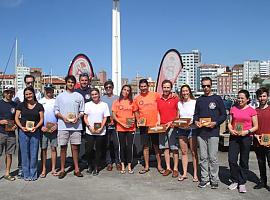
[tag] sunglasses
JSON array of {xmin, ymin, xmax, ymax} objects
[
  {"xmin": 202, "ymin": 85, "xmax": 211, "ymax": 88},
  {"xmin": 26, "ymin": 81, "xmax": 33, "ymax": 84}
]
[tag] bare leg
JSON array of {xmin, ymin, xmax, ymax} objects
[
  {"xmin": 60, "ymin": 145, "xmax": 67, "ymax": 173},
  {"xmin": 164, "ymin": 148, "xmax": 171, "ymax": 170},
  {"xmin": 172, "ymin": 149, "xmax": 179, "ymax": 171},
  {"xmin": 5, "ymin": 154, "xmax": 12, "ymax": 176},
  {"xmin": 143, "ymin": 146, "xmax": 150, "ymax": 170},
  {"xmin": 153, "ymin": 144, "xmax": 163, "ymax": 171},
  {"xmin": 179, "ymin": 137, "xmax": 189, "ymax": 177},
  {"xmin": 189, "ymin": 137, "xmax": 198, "ymax": 180},
  {"xmin": 51, "ymin": 147, "xmax": 57, "ymax": 174},
  {"xmin": 127, "ymin": 163, "xmax": 132, "ymax": 171},
  {"xmin": 71, "ymin": 144, "xmax": 80, "ymax": 173},
  {"xmin": 41, "ymin": 149, "xmax": 47, "ymax": 176}
]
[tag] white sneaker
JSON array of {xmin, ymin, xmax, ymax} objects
[
  {"xmin": 239, "ymin": 184, "xmax": 247, "ymax": 193},
  {"xmin": 228, "ymin": 182, "xmax": 238, "ymax": 190}
]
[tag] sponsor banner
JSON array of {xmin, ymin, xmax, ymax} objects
[
  {"xmin": 156, "ymin": 49, "xmax": 183, "ymax": 93},
  {"xmin": 68, "ymin": 54, "xmax": 94, "ymax": 88}
]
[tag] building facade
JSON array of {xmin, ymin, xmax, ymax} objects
[
  {"xmin": 30, "ymin": 68, "xmax": 43, "ymax": 92},
  {"xmin": 232, "ymin": 64, "xmax": 244, "ymax": 95},
  {"xmin": 198, "ymin": 64, "xmax": 226, "ymax": 94},
  {"xmin": 16, "ymin": 66, "xmax": 30, "ymax": 91},
  {"xmin": 98, "ymin": 70, "xmax": 107, "ymax": 85},
  {"xmin": 175, "ymin": 49, "xmax": 201, "ymax": 92},
  {"xmin": 217, "ymin": 72, "xmax": 232, "ymax": 95},
  {"xmin": 0, "ymin": 73, "xmax": 16, "ymax": 94},
  {"xmin": 243, "ymin": 60, "xmax": 260, "ymax": 94}
]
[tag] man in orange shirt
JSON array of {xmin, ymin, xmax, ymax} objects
[{"xmin": 134, "ymin": 79, "xmax": 164, "ymax": 174}]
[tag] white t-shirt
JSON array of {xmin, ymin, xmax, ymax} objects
[
  {"xmin": 84, "ymin": 101, "xmax": 110, "ymax": 136},
  {"xmin": 178, "ymin": 99, "xmax": 196, "ymax": 122},
  {"xmin": 39, "ymin": 97, "xmax": 57, "ymax": 125},
  {"xmin": 14, "ymin": 89, "xmax": 42, "ymax": 102}
]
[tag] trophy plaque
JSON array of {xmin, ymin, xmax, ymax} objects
[
  {"xmin": 126, "ymin": 118, "xmax": 135, "ymax": 127},
  {"xmin": 261, "ymin": 134, "xmax": 270, "ymax": 146},
  {"xmin": 5, "ymin": 120, "xmax": 15, "ymax": 132},
  {"xmin": 26, "ymin": 121, "xmax": 35, "ymax": 131},
  {"xmin": 94, "ymin": 123, "xmax": 102, "ymax": 131},
  {"xmin": 148, "ymin": 125, "xmax": 167, "ymax": 134},
  {"xmin": 46, "ymin": 122, "xmax": 55, "ymax": 132},
  {"xmin": 66, "ymin": 112, "xmax": 76, "ymax": 122},
  {"xmin": 256, "ymin": 134, "xmax": 270, "ymax": 146},
  {"xmin": 137, "ymin": 118, "xmax": 146, "ymax": 127},
  {"xmin": 199, "ymin": 118, "xmax": 211, "ymax": 127},
  {"xmin": 235, "ymin": 122, "xmax": 244, "ymax": 135},
  {"xmin": 172, "ymin": 118, "xmax": 191, "ymax": 128}
]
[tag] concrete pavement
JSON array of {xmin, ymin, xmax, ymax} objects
[{"xmin": 0, "ymin": 147, "xmax": 269, "ymax": 200}]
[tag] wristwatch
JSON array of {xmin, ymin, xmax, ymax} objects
[{"xmin": 248, "ymin": 129, "xmax": 252, "ymax": 134}]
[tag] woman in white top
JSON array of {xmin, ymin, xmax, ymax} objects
[
  {"xmin": 177, "ymin": 84, "xmax": 198, "ymax": 182},
  {"xmin": 84, "ymin": 88, "xmax": 110, "ymax": 176}
]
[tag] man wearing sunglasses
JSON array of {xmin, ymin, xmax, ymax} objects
[
  {"xmin": 194, "ymin": 77, "xmax": 226, "ymax": 189},
  {"xmin": 14, "ymin": 75, "xmax": 42, "ymax": 103},
  {"xmin": 101, "ymin": 80, "xmax": 121, "ymax": 171}
]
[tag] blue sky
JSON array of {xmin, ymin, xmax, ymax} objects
[{"xmin": 1, "ymin": 0, "xmax": 270, "ymax": 81}]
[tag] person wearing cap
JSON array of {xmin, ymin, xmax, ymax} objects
[
  {"xmin": 0, "ymin": 86, "xmax": 17, "ymax": 181},
  {"xmin": 39, "ymin": 83, "xmax": 58, "ymax": 178}
]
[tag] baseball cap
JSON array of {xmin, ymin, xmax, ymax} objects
[
  {"xmin": 3, "ymin": 85, "xmax": 15, "ymax": 92},
  {"xmin": 44, "ymin": 83, "xmax": 55, "ymax": 90}
]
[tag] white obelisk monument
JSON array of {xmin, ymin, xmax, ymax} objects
[{"xmin": 112, "ymin": 0, "xmax": 121, "ymax": 95}]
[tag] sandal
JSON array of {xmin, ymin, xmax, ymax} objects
[
  {"xmin": 4, "ymin": 175, "xmax": 16, "ymax": 181},
  {"xmin": 51, "ymin": 171, "xmax": 58, "ymax": 176},
  {"xmin": 40, "ymin": 173, "xmax": 46, "ymax": 178},
  {"xmin": 157, "ymin": 168, "xmax": 165, "ymax": 175},
  {"xmin": 139, "ymin": 168, "xmax": 150, "ymax": 174},
  {"xmin": 120, "ymin": 170, "xmax": 126, "ymax": 174},
  {"xmin": 192, "ymin": 177, "xmax": 199, "ymax": 182},
  {"xmin": 128, "ymin": 169, "xmax": 134, "ymax": 174},
  {"xmin": 178, "ymin": 176, "xmax": 188, "ymax": 181}
]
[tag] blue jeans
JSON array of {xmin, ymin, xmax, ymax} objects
[{"xmin": 19, "ymin": 129, "xmax": 40, "ymax": 180}]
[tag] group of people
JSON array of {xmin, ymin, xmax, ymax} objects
[{"xmin": 0, "ymin": 74, "xmax": 269, "ymax": 194}]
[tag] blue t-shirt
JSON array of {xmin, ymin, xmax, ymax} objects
[{"xmin": 0, "ymin": 99, "xmax": 17, "ymax": 134}]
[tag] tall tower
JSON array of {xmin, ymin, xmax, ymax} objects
[{"xmin": 112, "ymin": 0, "xmax": 121, "ymax": 95}]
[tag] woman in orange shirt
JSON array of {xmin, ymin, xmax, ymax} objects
[{"xmin": 112, "ymin": 85, "xmax": 138, "ymax": 174}]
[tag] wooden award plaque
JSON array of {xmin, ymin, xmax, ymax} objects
[
  {"xmin": 46, "ymin": 122, "xmax": 55, "ymax": 132},
  {"xmin": 137, "ymin": 118, "xmax": 146, "ymax": 127},
  {"xmin": 126, "ymin": 118, "xmax": 135, "ymax": 127},
  {"xmin": 199, "ymin": 118, "xmax": 211, "ymax": 127},
  {"xmin": 5, "ymin": 120, "xmax": 15, "ymax": 132},
  {"xmin": 66, "ymin": 112, "xmax": 76, "ymax": 122},
  {"xmin": 235, "ymin": 122, "xmax": 244, "ymax": 136},
  {"xmin": 172, "ymin": 118, "xmax": 191, "ymax": 128},
  {"xmin": 26, "ymin": 121, "xmax": 35, "ymax": 131},
  {"xmin": 94, "ymin": 122, "xmax": 102, "ymax": 130},
  {"xmin": 148, "ymin": 125, "xmax": 167, "ymax": 134}
]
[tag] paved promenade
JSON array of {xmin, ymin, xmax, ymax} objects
[{"xmin": 0, "ymin": 147, "xmax": 269, "ymax": 200}]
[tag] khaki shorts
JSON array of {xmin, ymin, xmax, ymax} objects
[
  {"xmin": 0, "ymin": 132, "xmax": 16, "ymax": 156},
  {"xmin": 58, "ymin": 130, "xmax": 81, "ymax": 146}
]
